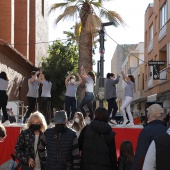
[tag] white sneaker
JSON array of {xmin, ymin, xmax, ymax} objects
[
  {"xmin": 3, "ymin": 120, "xmax": 10, "ymax": 125},
  {"xmin": 122, "ymin": 119, "xmax": 128, "ymax": 125},
  {"xmin": 126, "ymin": 122, "xmax": 134, "ymax": 126},
  {"xmin": 110, "ymin": 119, "xmax": 117, "ymax": 125}
]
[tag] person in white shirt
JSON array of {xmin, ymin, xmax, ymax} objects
[
  {"xmin": 38, "ymin": 70, "xmax": 52, "ymax": 125},
  {"xmin": 80, "ymin": 66, "xmax": 95, "ymax": 120},
  {"xmin": 65, "ymin": 72, "xmax": 82, "ymax": 120},
  {"xmin": 120, "ymin": 70, "xmax": 135, "ymax": 126},
  {"xmin": 0, "ymin": 71, "xmax": 10, "ymax": 125},
  {"xmin": 23, "ymin": 71, "xmax": 39, "ymax": 123}
]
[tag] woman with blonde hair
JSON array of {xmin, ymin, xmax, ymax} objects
[
  {"xmin": 71, "ymin": 112, "xmax": 86, "ymax": 137},
  {"xmin": 15, "ymin": 111, "xmax": 47, "ymax": 170}
]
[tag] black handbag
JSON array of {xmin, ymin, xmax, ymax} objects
[{"xmin": 54, "ymin": 132, "xmax": 73, "ymax": 170}]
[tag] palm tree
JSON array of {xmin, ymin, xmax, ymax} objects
[
  {"xmin": 49, "ymin": 0, "xmax": 124, "ymax": 103},
  {"xmin": 49, "ymin": 0, "xmax": 124, "ymax": 70}
]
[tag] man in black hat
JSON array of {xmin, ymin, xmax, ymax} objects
[{"xmin": 44, "ymin": 110, "xmax": 80, "ymax": 170}]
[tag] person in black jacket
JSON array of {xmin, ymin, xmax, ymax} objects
[
  {"xmin": 15, "ymin": 111, "xmax": 47, "ymax": 170},
  {"xmin": 143, "ymin": 127, "xmax": 170, "ymax": 170},
  {"xmin": 131, "ymin": 104, "xmax": 167, "ymax": 170},
  {"xmin": 44, "ymin": 110, "xmax": 80, "ymax": 170},
  {"xmin": 79, "ymin": 107, "xmax": 117, "ymax": 170}
]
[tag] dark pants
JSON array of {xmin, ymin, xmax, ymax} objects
[
  {"xmin": 107, "ymin": 97, "xmax": 118, "ymax": 120},
  {"xmin": 65, "ymin": 96, "xmax": 77, "ymax": 120},
  {"xmin": 23, "ymin": 97, "xmax": 37, "ymax": 123},
  {"xmin": 79, "ymin": 92, "xmax": 94, "ymax": 120},
  {"xmin": 0, "ymin": 90, "xmax": 8, "ymax": 122},
  {"xmin": 39, "ymin": 97, "xmax": 51, "ymax": 125}
]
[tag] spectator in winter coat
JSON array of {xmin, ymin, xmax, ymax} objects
[
  {"xmin": 131, "ymin": 104, "xmax": 167, "ymax": 170},
  {"xmin": 143, "ymin": 127, "xmax": 170, "ymax": 170},
  {"xmin": 44, "ymin": 110, "xmax": 80, "ymax": 170},
  {"xmin": 79, "ymin": 107, "xmax": 117, "ymax": 170},
  {"xmin": 15, "ymin": 111, "xmax": 47, "ymax": 170}
]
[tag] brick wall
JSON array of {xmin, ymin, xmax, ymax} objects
[{"xmin": 0, "ymin": 0, "xmax": 12, "ymax": 43}]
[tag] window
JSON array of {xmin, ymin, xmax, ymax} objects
[
  {"xmin": 149, "ymin": 60, "xmax": 153, "ymax": 78},
  {"xmin": 145, "ymin": 31, "xmax": 147, "ymax": 47},
  {"xmin": 142, "ymin": 73, "xmax": 144, "ymax": 90},
  {"xmin": 160, "ymin": 2, "xmax": 167, "ymax": 28},
  {"xmin": 42, "ymin": 0, "xmax": 44, "ymax": 17},
  {"xmin": 138, "ymin": 75, "xmax": 140, "ymax": 91},
  {"xmin": 155, "ymin": 16, "xmax": 158, "ymax": 33},
  {"xmin": 150, "ymin": 66, "xmax": 153, "ymax": 77},
  {"xmin": 149, "ymin": 24, "xmax": 153, "ymax": 42},
  {"xmin": 145, "ymin": 65, "xmax": 147, "ymax": 80}
]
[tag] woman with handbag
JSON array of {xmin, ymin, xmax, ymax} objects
[{"xmin": 15, "ymin": 111, "xmax": 47, "ymax": 170}]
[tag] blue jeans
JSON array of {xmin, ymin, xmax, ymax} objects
[
  {"xmin": 65, "ymin": 96, "xmax": 77, "ymax": 120},
  {"xmin": 79, "ymin": 92, "xmax": 94, "ymax": 120}
]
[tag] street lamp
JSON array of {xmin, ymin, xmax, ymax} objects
[{"xmin": 98, "ymin": 22, "xmax": 114, "ymax": 107}]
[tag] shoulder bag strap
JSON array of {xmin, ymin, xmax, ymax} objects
[{"xmin": 53, "ymin": 130, "xmax": 67, "ymax": 166}]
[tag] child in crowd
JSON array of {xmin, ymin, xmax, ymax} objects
[
  {"xmin": 84, "ymin": 109, "xmax": 91, "ymax": 124},
  {"xmin": 71, "ymin": 112, "xmax": 86, "ymax": 138},
  {"xmin": 118, "ymin": 140, "xmax": 134, "ymax": 170}
]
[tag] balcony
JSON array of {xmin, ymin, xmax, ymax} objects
[
  {"xmin": 148, "ymin": 39, "xmax": 153, "ymax": 54},
  {"xmin": 158, "ymin": 24, "xmax": 167, "ymax": 41}
]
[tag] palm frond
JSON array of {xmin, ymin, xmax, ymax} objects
[
  {"xmin": 49, "ymin": 3, "xmax": 68, "ymax": 14},
  {"xmin": 90, "ymin": 2, "xmax": 102, "ymax": 8},
  {"xmin": 55, "ymin": 6, "xmax": 79, "ymax": 24},
  {"xmin": 99, "ymin": 9, "xmax": 125, "ymax": 27},
  {"xmin": 86, "ymin": 14, "xmax": 101, "ymax": 32}
]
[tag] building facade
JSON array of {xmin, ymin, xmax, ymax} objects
[
  {"xmin": 0, "ymin": 0, "xmax": 48, "ymax": 104},
  {"xmin": 144, "ymin": 0, "xmax": 170, "ymax": 112}
]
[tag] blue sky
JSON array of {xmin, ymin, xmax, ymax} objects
[{"xmin": 48, "ymin": 0, "xmax": 154, "ymax": 75}]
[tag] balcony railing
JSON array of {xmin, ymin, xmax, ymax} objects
[
  {"xmin": 148, "ymin": 39, "xmax": 153, "ymax": 53},
  {"xmin": 158, "ymin": 24, "xmax": 167, "ymax": 41}
]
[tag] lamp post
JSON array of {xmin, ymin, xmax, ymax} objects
[{"xmin": 98, "ymin": 22, "xmax": 114, "ymax": 107}]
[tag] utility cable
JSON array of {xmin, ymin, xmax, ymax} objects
[{"xmin": 105, "ymin": 32, "xmax": 170, "ymax": 75}]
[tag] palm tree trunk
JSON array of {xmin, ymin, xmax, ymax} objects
[{"xmin": 77, "ymin": 3, "xmax": 93, "ymax": 109}]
